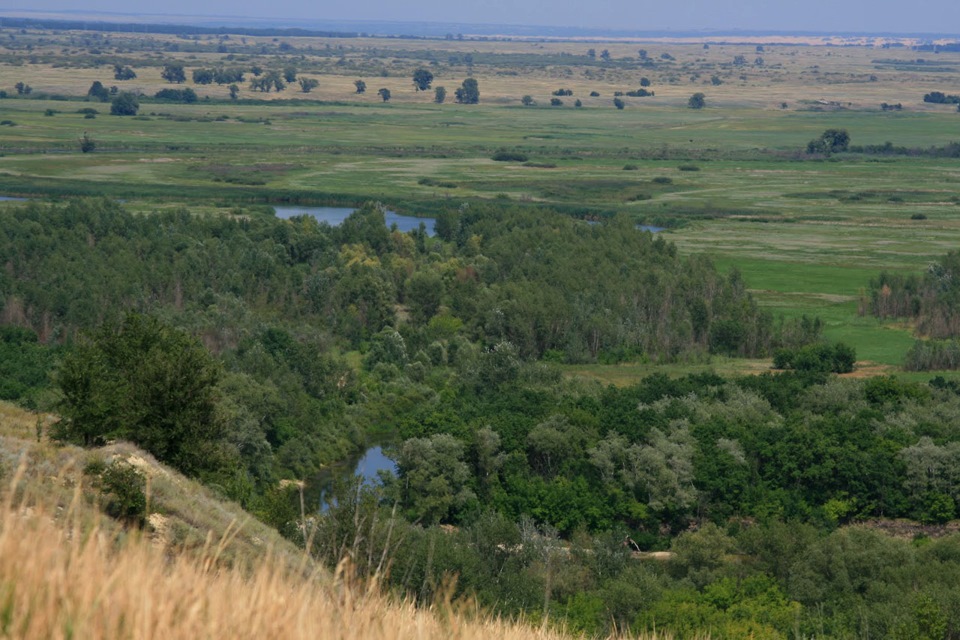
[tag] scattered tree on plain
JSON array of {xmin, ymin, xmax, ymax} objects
[
  {"xmin": 412, "ymin": 68, "xmax": 434, "ymax": 91},
  {"xmin": 161, "ymin": 63, "xmax": 186, "ymax": 83},
  {"xmin": 378, "ymin": 87, "xmax": 391, "ymax": 102},
  {"xmin": 354, "ymin": 79, "xmax": 367, "ymax": 94},
  {"xmin": 434, "ymin": 86, "xmax": 446, "ymax": 103},
  {"xmin": 109, "ymin": 92, "xmax": 139, "ymax": 116},
  {"xmin": 454, "ymin": 78, "xmax": 479, "ymax": 104},
  {"xmin": 113, "ymin": 64, "xmax": 136, "ymax": 80},
  {"xmin": 298, "ymin": 78, "xmax": 319, "ymax": 93},
  {"xmin": 806, "ymin": 128, "xmax": 850, "ymax": 154},
  {"xmin": 688, "ymin": 92, "xmax": 706, "ymax": 109},
  {"xmin": 87, "ymin": 81, "xmax": 110, "ymax": 102}
]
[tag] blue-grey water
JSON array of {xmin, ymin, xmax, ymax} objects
[
  {"xmin": 314, "ymin": 445, "xmax": 398, "ymax": 512},
  {"xmin": 274, "ymin": 206, "xmax": 436, "ymax": 236}
]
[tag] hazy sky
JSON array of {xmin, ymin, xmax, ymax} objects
[{"xmin": 10, "ymin": 0, "xmax": 960, "ymax": 34}]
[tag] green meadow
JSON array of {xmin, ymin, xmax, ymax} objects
[{"xmin": 2, "ymin": 28, "xmax": 960, "ymax": 375}]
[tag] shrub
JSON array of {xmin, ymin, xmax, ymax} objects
[{"xmin": 491, "ymin": 150, "xmax": 528, "ymax": 162}]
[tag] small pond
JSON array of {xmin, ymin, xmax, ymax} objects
[
  {"xmin": 274, "ymin": 206, "xmax": 436, "ymax": 236},
  {"xmin": 312, "ymin": 445, "xmax": 398, "ymax": 512}
]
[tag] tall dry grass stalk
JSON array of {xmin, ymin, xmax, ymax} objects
[{"xmin": 0, "ymin": 460, "xmax": 679, "ymax": 640}]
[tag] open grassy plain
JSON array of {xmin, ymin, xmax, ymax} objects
[{"xmin": 2, "ymin": 25, "xmax": 960, "ymax": 375}]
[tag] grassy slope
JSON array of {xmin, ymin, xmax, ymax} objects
[{"xmin": 0, "ymin": 400, "xmax": 677, "ymax": 640}]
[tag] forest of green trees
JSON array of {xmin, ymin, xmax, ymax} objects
[{"xmin": 5, "ymin": 198, "xmax": 960, "ymax": 637}]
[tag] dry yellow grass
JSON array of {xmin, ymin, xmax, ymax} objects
[
  {"xmin": 0, "ymin": 462, "xmax": 684, "ymax": 640},
  {"xmin": 0, "ymin": 399, "xmax": 681, "ymax": 640}
]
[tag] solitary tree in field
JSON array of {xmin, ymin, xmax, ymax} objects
[
  {"xmin": 354, "ymin": 79, "xmax": 367, "ymax": 94},
  {"xmin": 378, "ymin": 87, "xmax": 391, "ymax": 102},
  {"xmin": 113, "ymin": 64, "xmax": 136, "ymax": 80},
  {"xmin": 455, "ymin": 78, "xmax": 479, "ymax": 104},
  {"xmin": 14, "ymin": 82, "xmax": 31, "ymax": 95},
  {"xmin": 521, "ymin": 95, "xmax": 535, "ymax": 106},
  {"xmin": 298, "ymin": 77, "xmax": 319, "ymax": 93},
  {"xmin": 806, "ymin": 128, "xmax": 850, "ymax": 155},
  {"xmin": 110, "ymin": 92, "xmax": 139, "ymax": 116},
  {"xmin": 640, "ymin": 77, "xmax": 651, "ymax": 87},
  {"xmin": 229, "ymin": 84, "xmax": 239, "ymax": 100},
  {"xmin": 412, "ymin": 68, "xmax": 434, "ymax": 91},
  {"xmin": 434, "ymin": 86, "xmax": 446, "ymax": 104},
  {"xmin": 78, "ymin": 132, "xmax": 95, "ymax": 153},
  {"xmin": 283, "ymin": 66, "xmax": 298, "ymax": 83},
  {"xmin": 161, "ymin": 63, "xmax": 186, "ymax": 83},
  {"xmin": 613, "ymin": 97, "xmax": 625, "ymax": 110},
  {"xmin": 688, "ymin": 92, "xmax": 706, "ymax": 109},
  {"xmin": 87, "ymin": 81, "xmax": 110, "ymax": 102}
]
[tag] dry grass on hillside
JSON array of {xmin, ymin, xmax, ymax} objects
[
  {"xmin": 0, "ymin": 461, "xmax": 686, "ymax": 640},
  {"xmin": 0, "ymin": 399, "xmax": 684, "ymax": 640}
]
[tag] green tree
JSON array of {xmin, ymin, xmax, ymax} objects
[
  {"xmin": 87, "ymin": 80, "xmax": 110, "ymax": 102},
  {"xmin": 161, "ymin": 63, "xmax": 186, "ymax": 83},
  {"xmin": 228, "ymin": 84, "xmax": 239, "ymax": 100},
  {"xmin": 806, "ymin": 128, "xmax": 850, "ymax": 155},
  {"xmin": 113, "ymin": 64, "xmax": 136, "ymax": 80},
  {"xmin": 613, "ymin": 97, "xmax": 625, "ymax": 110},
  {"xmin": 521, "ymin": 95, "xmax": 535, "ymax": 106},
  {"xmin": 78, "ymin": 131, "xmax": 95, "ymax": 153},
  {"xmin": 455, "ymin": 78, "xmax": 480, "ymax": 104},
  {"xmin": 192, "ymin": 68, "xmax": 215, "ymax": 84},
  {"xmin": 54, "ymin": 313, "xmax": 226, "ymax": 476},
  {"xmin": 14, "ymin": 82, "xmax": 31, "ymax": 95},
  {"xmin": 394, "ymin": 433, "xmax": 475, "ymax": 523},
  {"xmin": 412, "ymin": 68, "xmax": 434, "ymax": 91},
  {"xmin": 354, "ymin": 79, "xmax": 367, "ymax": 94},
  {"xmin": 298, "ymin": 77, "xmax": 319, "ymax": 93},
  {"xmin": 688, "ymin": 92, "xmax": 706, "ymax": 109},
  {"xmin": 378, "ymin": 87, "xmax": 391, "ymax": 102},
  {"xmin": 283, "ymin": 66, "xmax": 298, "ymax": 83},
  {"xmin": 434, "ymin": 86, "xmax": 446, "ymax": 103},
  {"xmin": 109, "ymin": 92, "xmax": 139, "ymax": 116}
]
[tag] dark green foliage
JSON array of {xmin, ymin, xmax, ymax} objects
[
  {"xmin": 95, "ymin": 461, "xmax": 147, "ymax": 526},
  {"xmin": 153, "ymin": 88, "xmax": 197, "ymax": 103},
  {"xmin": 549, "ymin": 97, "xmax": 563, "ymax": 106},
  {"xmin": 0, "ymin": 326, "xmax": 58, "ymax": 406},
  {"xmin": 354, "ymin": 79, "xmax": 366, "ymax": 93},
  {"xmin": 298, "ymin": 77, "xmax": 319, "ymax": 93},
  {"xmin": 161, "ymin": 63, "xmax": 186, "ymax": 83},
  {"xmin": 806, "ymin": 128, "xmax": 850, "ymax": 154},
  {"xmin": 613, "ymin": 97, "xmax": 625, "ymax": 110},
  {"xmin": 454, "ymin": 78, "xmax": 479, "ymax": 104},
  {"xmin": 79, "ymin": 132, "xmax": 95, "ymax": 153},
  {"xmin": 773, "ymin": 342, "xmax": 856, "ymax": 373},
  {"xmin": 688, "ymin": 92, "xmax": 706, "ymax": 109},
  {"xmin": 377, "ymin": 87, "xmax": 391, "ymax": 102},
  {"xmin": 491, "ymin": 150, "xmax": 528, "ymax": 162},
  {"xmin": 55, "ymin": 313, "xmax": 226, "ymax": 476},
  {"xmin": 87, "ymin": 81, "xmax": 110, "ymax": 102},
  {"xmin": 412, "ymin": 68, "xmax": 433, "ymax": 91},
  {"xmin": 109, "ymin": 92, "xmax": 139, "ymax": 115},
  {"xmin": 868, "ymin": 249, "xmax": 960, "ymax": 339},
  {"xmin": 113, "ymin": 64, "xmax": 136, "ymax": 80},
  {"xmin": 433, "ymin": 86, "xmax": 446, "ymax": 103},
  {"xmin": 923, "ymin": 91, "xmax": 960, "ymax": 104}
]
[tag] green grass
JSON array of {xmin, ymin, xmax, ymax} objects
[{"xmin": 4, "ymin": 33, "xmax": 960, "ymax": 376}]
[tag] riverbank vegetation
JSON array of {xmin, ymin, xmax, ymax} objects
[{"xmin": 4, "ymin": 20, "xmax": 960, "ymax": 638}]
